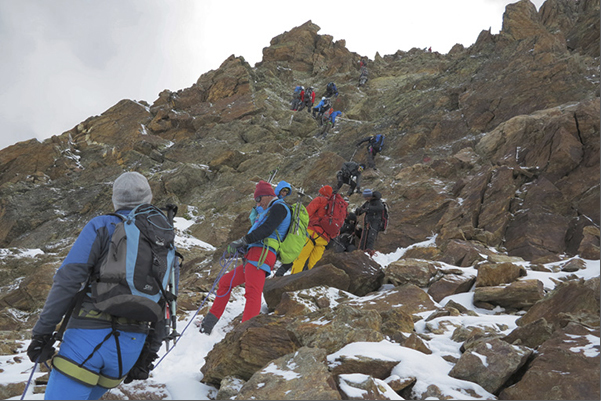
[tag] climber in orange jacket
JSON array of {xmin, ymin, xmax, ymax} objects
[{"xmin": 290, "ymin": 185, "xmax": 336, "ymax": 274}]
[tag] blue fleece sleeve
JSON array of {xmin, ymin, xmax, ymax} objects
[{"xmin": 32, "ymin": 215, "xmax": 118, "ymax": 336}]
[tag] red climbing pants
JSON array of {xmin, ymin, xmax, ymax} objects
[{"xmin": 209, "ymin": 247, "xmax": 276, "ymax": 322}]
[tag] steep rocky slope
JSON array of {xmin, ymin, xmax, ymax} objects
[{"xmin": 0, "ymin": 0, "xmax": 599, "ymax": 399}]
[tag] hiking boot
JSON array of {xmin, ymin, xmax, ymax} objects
[
  {"xmin": 199, "ymin": 312, "xmax": 219, "ymax": 335},
  {"xmin": 274, "ymin": 263, "xmax": 292, "ymax": 277}
]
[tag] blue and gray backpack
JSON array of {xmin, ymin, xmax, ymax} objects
[{"xmin": 91, "ymin": 204, "xmax": 179, "ymax": 322}]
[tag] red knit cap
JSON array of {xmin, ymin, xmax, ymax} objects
[
  {"xmin": 254, "ymin": 180, "xmax": 276, "ymax": 198},
  {"xmin": 319, "ymin": 185, "xmax": 333, "ymax": 197}
]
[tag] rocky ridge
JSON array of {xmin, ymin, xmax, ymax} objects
[{"xmin": 0, "ymin": 0, "xmax": 599, "ymax": 399}]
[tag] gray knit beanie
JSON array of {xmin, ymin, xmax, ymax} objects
[{"xmin": 112, "ymin": 172, "xmax": 153, "ymax": 211}]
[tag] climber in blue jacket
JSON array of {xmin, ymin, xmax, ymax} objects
[{"xmin": 26, "ymin": 172, "xmax": 168, "ymax": 400}]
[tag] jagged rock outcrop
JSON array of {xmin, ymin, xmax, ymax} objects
[
  {"xmin": 516, "ymin": 276, "xmax": 600, "ymax": 329},
  {"xmin": 233, "ymin": 347, "xmax": 341, "ymax": 400},
  {"xmin": 261, "ymin": 21, "xmax": 358, "ymax": 77},
  {"xmin": 200, "ymin": 315, "xmax": 301, "ymax": 386},
  {"xmin": 449, "ymin": 338, "xmax": 532, "ymax": 394},
  {"xmin": 263, "ymin": 264, "xmax": 351, "ymax": 311},
  {"xmin": 499, "ymin": 322, "xmax": 600, "ymax": 400},
  {"xmin": 313, "ymin": 251, "xmax": 385, "ymax": 296}
]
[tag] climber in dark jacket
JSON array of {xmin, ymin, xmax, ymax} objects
[
  {"xmin": 323, "ymin": 82, "xmax": 338, "ymax": 98},
  {"xmin": 356, "ymin": 134, "xmax": 384, "ymax": 169},
  {"xmin": 328, "ymin": 212, "xmax": 361, "ymax": 253},
  {"xmin": 27, "ymin": 172, "xmax": 169, "ymax": 400},
  {"xmin": 355, "ymin": 189, "xmax": 385, "ymax": 256},
  {"xmin": 334, "ymin": 161, "xmax": 365, "ymax": 196}
]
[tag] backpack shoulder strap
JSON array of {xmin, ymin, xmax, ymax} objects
[{"xmin": 106, "ymin": 213, "xmax": 126, "ymax": 221}]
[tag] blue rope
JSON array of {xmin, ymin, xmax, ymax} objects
[{"xmin": 154, "ymin": 250, "xmax": 240, "ymax": 368}]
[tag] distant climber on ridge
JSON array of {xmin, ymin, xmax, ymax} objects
[
  {"xmin": 323, "ymin": 82, "xmax": 338, "ymax": 98},
  {"xmin": 312, "ymin": 97, "xmax": 332, "ymax": 119},
  {"xmin": 359, "ymin": 58, "xmax": 368, "ymax": 86},
  {"xmin": 291, "ymin": 85, "xmax": 304, "ymax": 111},
  {"xmin": 300, "ymin": 86, "xmax": 315, "ymax": 112}
]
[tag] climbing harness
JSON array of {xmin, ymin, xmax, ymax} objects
[{"xmin": 21, "ymin": 250, "xmax": 239, "ymax": 398}]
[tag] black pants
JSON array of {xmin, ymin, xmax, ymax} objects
[
  {"xmin": 330, "ymin": 234, "xmax": 357, "ymax": 253},
  {"xmin": 358, "ymin": 222, "xmax": 380, "ymax": 251},
  {"xmin": 302, "ymin": 101, "xmax": 313, "ymax": 112},
  {"xmin": 336, "ymin": 172, "xmax": 356, "ymax": 196},
  {"xmin": 367, "ymin": 147, "xmax": 377, "ymax": 169},
  {"xmin": 274, "ymin": 259, "xmax": 309, "ymax": 276},
  {"xmin": 274, "ymin": 263, "xmax": 292, "ymax": 277}
]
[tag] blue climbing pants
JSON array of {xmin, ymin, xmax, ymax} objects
[{"xmin": 44, "ymin": 328, "xmax": 147, "ymax": 400}]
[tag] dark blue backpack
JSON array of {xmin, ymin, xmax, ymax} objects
[{"xmin": 373, "ymin": 134, "xmax": 385, "ymax": 152}]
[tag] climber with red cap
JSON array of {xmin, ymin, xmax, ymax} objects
[
  {"xmin": 289, "ymin": 185, "xmax": 347, "ymax": 274},
  {"xmin": 199, "ymin": 180, "xmax": 291, "ymax": 335}
]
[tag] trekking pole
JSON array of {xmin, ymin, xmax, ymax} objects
[
  {"xmin": 20, "ymin": 361, "xmax": 38, "ymax": 400},
  {"xmin": 296, "ymin": 186, "xmax": 313, "ymax": 201},
  {"xmin": 164, "ymin": 204, "xmax": 180, "ymax": 351},
  {"xmin": 20, "ymin": 353, "xmax": 53, "ymax": 400},
  {"xmin": 165, "ymin": 263, "xmax": 180, "ymax": 351},
  {"xmin": 349, "ymin": 147, "xmax": 359, "ymax": 162},
  {"xmin": 153, "ymin": 250, "xmax": 239, "ymax": 368},
  {"xmin": 267, "ymin": 167, "xmax": 279, "ymax": 184},
  {"xmin": 291, "ymin": 188, "xmax": 305, "ymax": 233}
]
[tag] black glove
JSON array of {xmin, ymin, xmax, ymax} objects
[
  {"xmin": 123, "ymin": 350, "xmax": 158, "ymax": 384},
  {"xmin": 27, "ymin": 334, "xmax": 56, "ymax": 363},
  {"xmin": 227, "ymin": 237, "xmax": 248, "ymax": 255}
]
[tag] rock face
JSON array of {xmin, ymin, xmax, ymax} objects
[
  {"xmin": 0, "ymin": 2, "xmax": 598, "ymax": 263},
  {"xmin": 200, "ymin": 315, "xmax": 301, "ymax": 385},
  {"xmin": 473, "ymin": 280, "xmax": 545, "ymax": 310},
  {"xmin": 0, "ymin": 0, "xmax": 599, "ymax": 400},
  {"xmin": 314, "ymin": 251, "xmax": 385, "ymax": 296},
  {"xmin": 263, "ymin": 264, "xmax": 351, "ymax": 311},
  {"xmin": 234, "ymin": 347, "xmax": 341, "ymax": 400},
  {"xmin": 516, "ymin": 277, "xmax": 601, "ymax": 329},
  {"xmin": 449, "ymin": 338, "xmax": 532, "ymax": 394},
  {"xmin": 500, "ymin": 322, "xmax": 600, "ymax": 400}
]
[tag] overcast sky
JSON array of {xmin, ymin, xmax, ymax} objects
[{"xmin": 0, "ymin": 0, "xmax": 545, "ymax": 151}]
